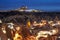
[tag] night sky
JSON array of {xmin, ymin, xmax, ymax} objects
[{"xmin": 0, "ymin": 0, "xmax": 60, "ymax": 12}]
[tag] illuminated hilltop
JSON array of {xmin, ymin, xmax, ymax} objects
[
  {"xmin": 0, "ymin": 6, "xmax": 43, "ymax": 12},
  {"xmin": 16, "ymin": 6, "xmax": 43, "ymax": 12}
]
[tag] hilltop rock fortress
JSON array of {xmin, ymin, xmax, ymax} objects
[{"xmin": 16, "ymin": 6, "xmax": 43, "ymax": 12}]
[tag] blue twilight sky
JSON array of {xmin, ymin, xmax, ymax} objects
[{"xmin": 0, "ymin": 0, "xmax": 60, "ymax": 12}]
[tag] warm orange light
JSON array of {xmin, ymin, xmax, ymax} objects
[
  {"xmin": 27, "ymin": 21, "xmax": 31, "ymax": 28},
  {"xmin": 34, "ymin": 21, "xmax": 37, "ymax": 24},
  {"xmin": 36, "ymin": 31, "xmax": 49, "ymax": 40},
  {"xmin": 39, "ymin": 23, "xmax": 44, "ymax": 26},
  {"xmin": 50, "ymin": 28, "xmax": 58, "ymax": 35},
  {"xmin": 16, "ymin": 27, "xmax": 20, "ymax": 31},
  {"xmin": 13, "ymin": 32, "xmax": 22, "ymax": 40},
  {"xmin": 48, "ymin": 21, "xmax": 53, "ymax": 24},
  {"xmin": 2, "ymin": 28, "xmax": 6, "ymax": 34},
  {"xmin": 36, "ymin": 28, "xmax": 58, "ymax": 40},
  {"xmin": 57, "ymin": 21, "xmax": 60, "ymax": 25}
]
